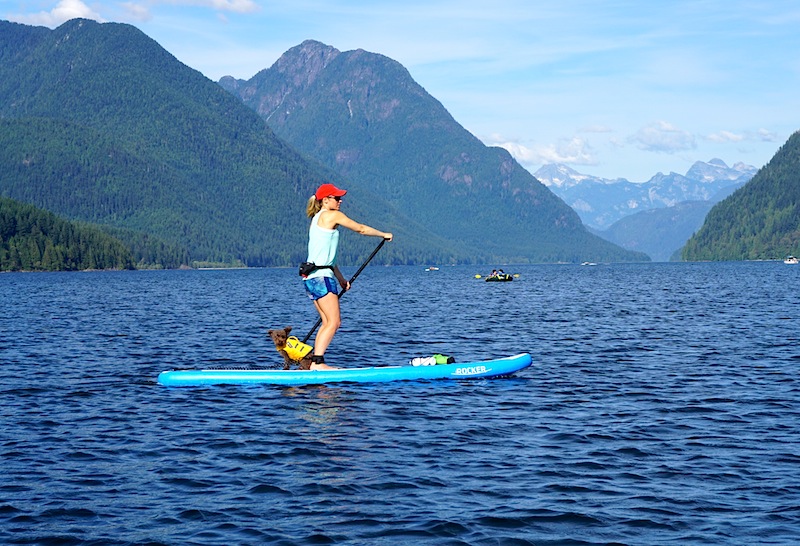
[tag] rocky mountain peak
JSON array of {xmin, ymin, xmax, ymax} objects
[
  {"xmin": 686, "ymin": 158, "xmax": 756, "ymax": 183},
  {"xmin": 273, "ymin": 39, "xmax": 340, "ymax": 88},
  {"xmin": 534, "ymin": 163, "xmax": 595, "ymax": 188}
]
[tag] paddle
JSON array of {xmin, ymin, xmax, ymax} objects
[{"xmin": 302, "ymin": 237, "xmax": 387, "ymax": 343}]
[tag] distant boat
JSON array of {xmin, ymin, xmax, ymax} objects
[
  {"xmin": 484, "ymin": 273, "xmax": 513, "ymax": 282},
  {"xmin": 581, "ymin": 262, "xmax": 598, "ymax": 266},
  {"xmin": 425, "ymin": 266, "xmax": 440, "ymax": 271},
  {"xmin": 784, "ymin": 256, "xmax": 798, "ymax": 265}
]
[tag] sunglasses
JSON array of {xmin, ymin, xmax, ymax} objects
[{"xmin": 326, "ymin": 195, "xmax": 342, "ymax": 202}]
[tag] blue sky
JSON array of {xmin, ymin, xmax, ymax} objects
[{"xmin": 4, "ymin": 0, "xmax": 799, "ymax": 182}]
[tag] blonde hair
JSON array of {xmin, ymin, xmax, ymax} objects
[{"xmin": 306, "ymin": 195, "xmax": 322, "ymax": 218}]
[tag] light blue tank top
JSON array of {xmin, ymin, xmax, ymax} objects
[{"xmin": 306, "ymin": 210, "xmax": 338, "ymax": 280}]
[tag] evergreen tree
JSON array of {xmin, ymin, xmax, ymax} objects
[{"xmin": 0, "ymin": 197, "xmax": 135, "ymax": 271}]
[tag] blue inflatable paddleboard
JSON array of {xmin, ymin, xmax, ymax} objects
[{"xmin": 158, "ymin": 353, "xmax": 532, "ymax": 387}]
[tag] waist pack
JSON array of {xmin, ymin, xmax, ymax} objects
[{"xmin": 299, "ymin": 262, "xmax": 333, "ymax": 278}]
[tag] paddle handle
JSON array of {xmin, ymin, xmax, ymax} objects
[{"xmin": 302, "ymin": 238, "xmax": 387, "ymax": 343}]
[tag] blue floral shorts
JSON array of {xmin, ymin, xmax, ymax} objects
[{"xmin": 304, "ymin": 276, "xmax": 339, "ymax": 300}]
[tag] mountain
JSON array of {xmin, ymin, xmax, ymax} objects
[
  {"xmin": 219, "ymin": 40, "xmax": 646, "ymax": 263},
  {"xmin": 683, "ymin": 131, "xmax": 800, "ymax": 261},
  {"xmin": 0, "ymin": 19, "xmax": 452, "ymax": 267},
  {"xmin": 535, "ymin": 160, "xmax": 757, "ymax": 230},
  {"xmin": 595, "ymin": 201, "xmax": 714, "ymax": 262}
]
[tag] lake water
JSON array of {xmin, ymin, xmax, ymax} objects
[{"xmin": 2, "ymin": 262, "xmax": 799, "ymax": 545}]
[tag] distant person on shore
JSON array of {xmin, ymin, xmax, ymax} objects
[{"xmin": 304, "ymin": 183, "xmax": 392, "ymax": 369}]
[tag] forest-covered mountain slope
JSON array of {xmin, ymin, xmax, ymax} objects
[{"xmin": 683, "ymin": 131, "xmax": 800, "ymax": 261}]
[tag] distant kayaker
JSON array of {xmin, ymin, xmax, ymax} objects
[{"xmin": 304, "ymin": 183, "xmax": 392, "ymax": 369}]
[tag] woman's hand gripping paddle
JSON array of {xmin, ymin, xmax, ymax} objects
[{"xmin": 302, "ymin": 238, "xmax": 387, "ymax": 344}]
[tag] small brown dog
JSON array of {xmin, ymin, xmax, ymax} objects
[{"xmin": 267, "ymin": 326, "xmax": 313, "ymax": 370}]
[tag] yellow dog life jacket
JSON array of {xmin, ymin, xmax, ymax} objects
[{"xmin": 281, "ymin": 336, "xmax": 313, "ymax": 360}]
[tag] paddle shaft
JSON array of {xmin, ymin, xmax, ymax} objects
[{"xmin": 302, "ymin": 238, "xmax": 387, "ymax": 343}]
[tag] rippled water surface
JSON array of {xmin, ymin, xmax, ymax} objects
[{"xmin": 2, "ymin": 262, "xmax": 799, "ymax": 545}]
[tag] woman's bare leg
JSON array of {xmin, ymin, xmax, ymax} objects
[{"xmin": 311, "ymin": 293, "xmax": 340, "ymax": 369}]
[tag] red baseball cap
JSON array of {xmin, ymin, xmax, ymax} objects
[{"xmin": 315, "ymin": 183, "xmax": 347, "ymax": 200}]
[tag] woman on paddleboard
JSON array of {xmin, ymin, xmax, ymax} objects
[{"xmin": 304, "ymin": 183, "xmax": 392, "ymax": 370}]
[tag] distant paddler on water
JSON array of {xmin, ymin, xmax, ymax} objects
[{"xmin": 475, "ymin": 268, "xmax": 518, "ymax": 282}]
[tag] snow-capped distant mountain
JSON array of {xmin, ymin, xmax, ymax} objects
[
  {"xmin": 534, "ymin": 159, "xmax": 757, "ymax": 230},
  {"xmin": 531, "ymin": 163, "xmax": 627, "ymax": 189},
  {"xmin": 685, "ymin": 158, "xmax": 756, "ymax": 183}
]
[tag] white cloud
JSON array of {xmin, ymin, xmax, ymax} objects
[
  {"xmin": 8, "ymin": 0, "xmax": 103, "ymax": 26},
  {"xmin": 536, "ymin": 137, "xmax": 597, "ymax": 165},
  {"xmin": 755, "ymin": 128, "xmax": 779, "ymax": 142},
  {"xmin": 707, "ymin": 130, "xmax": 744, "ymax": 143},
  {"xmin": 493, "ymin": 136, "xmax": 597, "ymax": 167},
  {"xmin": 707, "ymin": 128, "xmax": 780, "ymax": 144},
  {"xmin": 120, "ymin": 2, "xmax": 153, "ymax": 22},
  {"xmin": 630, "ymin": 121, "xmax": 696, "ymax": 153},
  {"xmin": 494, "ymin": 141, "xmax": 537, "ymax": 164}
]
